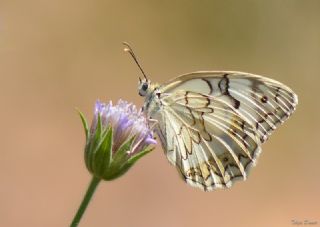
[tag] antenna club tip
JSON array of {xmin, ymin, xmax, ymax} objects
[{"xmin": 122, "ymin": 42, "xmax": 133, "ymax": 52}]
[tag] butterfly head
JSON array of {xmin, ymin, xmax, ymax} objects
[{"xmin": 138, "ymin": 78, "xmax": 152, "ymax": 97}]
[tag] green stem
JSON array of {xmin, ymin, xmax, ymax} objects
[{"xmin": 70, "ymin": 176, "xmax": 101, "ymax": 227}]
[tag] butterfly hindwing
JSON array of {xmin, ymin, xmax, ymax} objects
[{"xmin": 155, "ymin": 91, "xmax": 261, "ymax": 191}]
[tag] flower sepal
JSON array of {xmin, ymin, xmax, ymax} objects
[
  {"xmin": 103, "ymin": 138, "xmax": 154, "ymax": 181},
  {"xmin": 81, "ymin": 113, "xmax": 113, "ymax": 178}
]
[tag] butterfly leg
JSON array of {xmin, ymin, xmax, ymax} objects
[{"xmin": 147, "ymin": 118, "xmax": 159, "ymax": 130}]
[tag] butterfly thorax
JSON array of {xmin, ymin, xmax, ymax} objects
[{"xmin": 138, "ymin": 79, "xmax": 162, "ymax": 118}]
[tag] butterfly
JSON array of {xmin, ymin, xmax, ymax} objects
[{"xmin": 123, "ymin": 43, "xmax": 298, "ymax": 191}]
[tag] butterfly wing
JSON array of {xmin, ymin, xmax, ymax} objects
[
  {"xmin": 150, "ymin": 71, "xmax": 297, "ymax": 191},
  {"xmin": 161, "ymin": 71, "xmax": 298, "ymax": 144},
  {"xmin": 155, "ymin": 91, "xmax": 262, "ymax": 190}
]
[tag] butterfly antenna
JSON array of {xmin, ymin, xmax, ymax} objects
[{"xmin": 123, "ymin": 42, "xmax": 148, "ymax": 81}]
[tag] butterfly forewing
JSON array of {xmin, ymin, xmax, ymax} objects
[
  {"xmin": 146, "ymin": 71, "xmax": 298, "ymax": 191},
  {"xmin": 161, "ymin": 71, "xmax": 298, "ymax": 144}
]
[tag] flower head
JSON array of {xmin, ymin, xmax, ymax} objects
[{"xmin": 79, "ymin": 100, "xmax": 156, "ymax": 181}]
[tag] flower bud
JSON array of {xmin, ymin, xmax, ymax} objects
[{"xmin": 78, "ymin": 100, "xmax": 156, "ymax": 180}]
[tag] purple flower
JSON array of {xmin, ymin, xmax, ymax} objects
[
  {"xmin": 79, "ymin": 100, "xmax": 156, "ymax": 180},
  {"xmin": 91, "ymin": 100, "xmax": 156, "ymax": 154}
]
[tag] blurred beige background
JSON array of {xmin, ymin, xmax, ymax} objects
[{"xmin": 0, "ymin": 1, "xmax": 319, "ymax": 227}]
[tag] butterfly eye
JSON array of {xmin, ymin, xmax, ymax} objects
[
  {"xmin": 139, "ymin": 83, "xmax": 149, "ymax": 97},
  {"xmin": 142, "ymin": 83, "xmax": 148, "ymax": 91}
]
